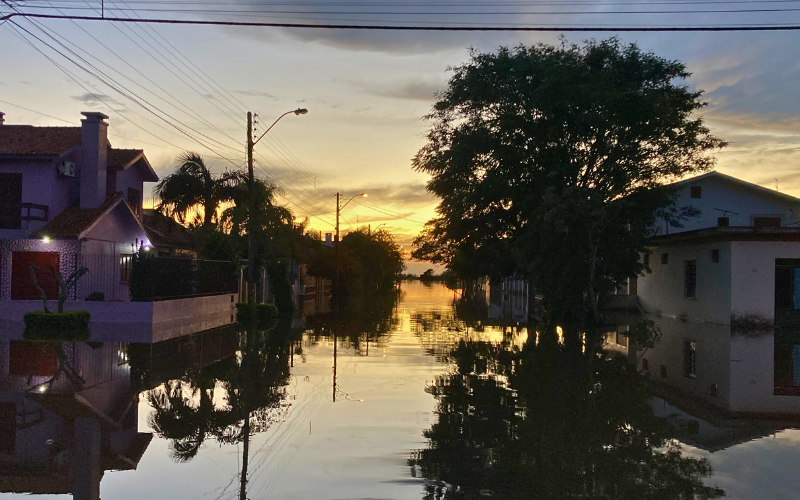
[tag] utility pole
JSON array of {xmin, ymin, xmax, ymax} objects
[
  {"xmin": 247, "ymin": 111, "xmax": 256, "ymax": 304},
  {"xmin": 335, "ymin": 192, "xmax": 340, "ymax": 317}
]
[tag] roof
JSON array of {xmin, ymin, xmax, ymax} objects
[
  {"xmin": 31, "ymin": 193, "xmax": 124, "ymax": 239},
  {"xmin": 142, "ymin": 209, "xmax": 195, "ymax": 250},
  {"xmin": 669, "ymin": 171, "xmax": 800, "ymax": 205},
  {"xmin": 107, "ymin": 148, "xmax": 143, "ymax": 169},
  {"xmin": 0, "ymin": 125, "xmax": 81, "ymax": 155},
  {"xmin": 648, "ymin": 225, "xmax": 800, "ymax": 246}
]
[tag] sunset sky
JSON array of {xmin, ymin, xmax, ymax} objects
[{"xmin": 2, "ymin": 1, "xmax": 800, "ymax": 273}]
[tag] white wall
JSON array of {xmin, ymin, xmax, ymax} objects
[
  {"xmin": 654, "ymin": 174, "xmax": 800, "ymax": 235},
  {"xmin": 638, "ymin": 241, "xmax": 732, "ymax": 324},
  {"xmin": 730, "ymin": 241, "xmax": 800, "ymax": 321},
  {"xmin": 637, "ymin": 315, "xmax": 733, "ymax": 410}
]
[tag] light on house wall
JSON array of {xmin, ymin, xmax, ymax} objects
[{"xmin": 42, "ymin": 236, "xmax": 50, "ymax": 244}]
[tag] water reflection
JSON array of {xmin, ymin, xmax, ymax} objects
[
  {"xmin": 0, "ymin": 340, "xmax": 149, "ymax": 499},
  {"xmin": 410, "ymin": 335, "xmax": 725, "ymax": 499}
]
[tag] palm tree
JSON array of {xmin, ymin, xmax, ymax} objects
[
  {"xmin": 154, "ymin": 152, "xmax": 244, "ymax": 228},
  {"xmin": 220, "ymin": 178, "xmax": 293, "ymax": 237}
]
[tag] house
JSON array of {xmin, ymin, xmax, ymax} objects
[
  {"xmin": 608, "ymin": 171, "xmax": 800, "ymax": 418},
  {"xmin": 0, "ymin": 111, "xmax": 158, "ymax": 302},
  {"xmin": 141, "ymin": 208, "xmax": 196, "ymax": 258},
  {"xmin": 637, "ymin": 171, "xmax": 800, "ymax": 326}
]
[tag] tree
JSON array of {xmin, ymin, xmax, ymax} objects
[
  {"xmin": 154, "ymin": 152, "xmax": 244, "ymax": 228},
  {"xmin": 413, "ymin": 39, "xmax": 725, "ymax": 341}
]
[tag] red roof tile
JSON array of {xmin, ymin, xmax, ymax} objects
[
  {"xmin": 0, "ymin": 126, "xmax": 81, "ymax": 155},
  {"xmin": 31, "ymin": 192, "xmax": 124, "ymax": 239}
]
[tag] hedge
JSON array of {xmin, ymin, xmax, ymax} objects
[
  {"xmin": 23, "ymin": 310, "xmax": 91, "ymax": 341},
  {"xmin": 235, "ymin": 302, "xmax": 279, "ymax": 330}
]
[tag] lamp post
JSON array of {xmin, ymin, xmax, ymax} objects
[
  {"xmin": 246, "ymin": 108, "xmax": 308, "ymax": 303},
  {"xmin": 368, "ymin": 222, "xmax": 387, "ymax": 236}
]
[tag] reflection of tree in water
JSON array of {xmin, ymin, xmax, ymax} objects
[
  {"xmin": 146, "ymin": 329, "xmax": 292, "ymax": 463},
  {"xmin": 410, "ymin": 338, "xmax": 724, "ymax": 499}
]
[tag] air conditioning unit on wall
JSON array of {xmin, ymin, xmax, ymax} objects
[{"xmin": 58, "ymin": 161, "xmax": 76, "ymax": 177}]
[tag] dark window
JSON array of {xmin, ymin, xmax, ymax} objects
[
  {"xmin": 616, "ymin": 331, "xmax": 628, "ymax": 347},
  {"xmin": 660, "ymin": 365, "xmax": 668, "ymax": 378},
  {"xmin": 127, "ymin": 187, "xmax": 141, "ymax": 217},
  {"xmin": 684, "ymin": 260, "xmax": 697, "ymax": 298},
  {"xmin": 690, "ymin": 186, "xmax": 702, "ymax": 199},
  {"xmin": 642, "ymin": 358, "xmax": 649, "ymax": 371},
  {"xmin": 643, "ymin": 253, "xmax": 650, "ymax": 269},
  {"xmin": 120, "ymin": 254, "xmax": 133, "ymax": 284},
  {"xmin": 711, "ymin": 249, "xmax": 720, "ymax": 263},
  {"xmin": 718, "ymin": 217, "xmax": 729, "ymax": 227},
  {"xmin": 661, "ymin": 253, "xmax": 669, "ymax": 265},
  {"xmin": 684, "ymin": 340, "xmax": 697, "ymax": 378},
  {"xmin": 0, "ymin": 173, "xmax": 22, "ymax": 229},
  {"xmin": 710, "ymin": 383, "xmax": 719, "ymax": 397},
  {"xmin": 754, "ymin": 216, "xmax": 781, "ymax": 229},
  {"xmin": 0, "ymin": 403, "xmax": 16, "ymax": 454}
]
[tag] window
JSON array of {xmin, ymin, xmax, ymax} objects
[
  {"xmin": 616, "ymin": 331, "xmax": 628, "ymax": 347},
  {"xmin": 127, "ymin": 187, "xmax": 141, "ymax": 217},
  {"xmin": 754, "ymin": 216, "xmax": 781, "ymax": 229},
  {"xmin": 683, "ymin": 340, "xmax": 697, "ymax": 378},
  {"xmin": 718, "ymin": 217, "xmax": 729, "ymax": 227},
  {"xmin": 690, "ymin": 185, "xmax": 702, "ymax": 199},
  {"xmin": 661, "ymin": 253, "xmax": 669, "ymax": 265},
  {"xmin": 117, "ymin": 343, "xmax": 129, "ymax": 366},
  {"xmin": 120, "ymin": 254, "xmax": 133, "ymax": 284},
  {"xmin": 684, "ymin": 260, "xmax": 697, "ymax": 298},
  {"xmin": 643, "ymin": 253, "xmax": 650, "ymax": 269},
  {"xmin": 0, "ymin": 173, "xmax": 22, "ymax": 229},
  {"xmin": 711, "ymin": 249, "xmax": 720, "ymax": 263},
  {"xmin": 642, "ymin": 358, "xmax": 649, "ymax": 371},
  {"xmin": 660, "ymin": 365, "xmax": 668, "ymax": 378}
]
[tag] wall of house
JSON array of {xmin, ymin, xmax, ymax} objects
[
  {"xmin": 0, "ymin": 238, "xmax": 80, "ymax": 301},
  {"xmin": 730, "ymin": 241, "xmax": 800, "ymax": 321},
  {"xmin": 113, "ymin": 165, "xmax": 146, "ymax": 209},
  {"xmin": 638, "ymin": 241, "xmax": 732, "ymax": 324},
  {"xmin": 0, "ymin": 152, "xmax": 79, "ymax": 239},
  {"xmin": 637, "ymin": 315, "xmax": 733, "ymax": 410},
  {"xmin": 727, "ymin": 332, "xmax": 800, "ymax": 413},
  {"xmin": 653, "ymin": 176, "xmax": 800, "ymax": 235}
]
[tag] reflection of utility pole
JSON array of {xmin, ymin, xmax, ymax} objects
[
  {"xmin": 333, "ymin": 327, "xmax": 337, "ymax": 403},
  {"xmin": 239, "ymin": 412, "xmax": 250, "ymax": 500}
]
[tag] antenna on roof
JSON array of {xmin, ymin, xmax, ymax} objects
[{"xmin": 776, "ymin": 178, "xmax": 780, "ymax": 192}]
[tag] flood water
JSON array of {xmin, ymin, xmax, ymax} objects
[{"xmin": 3, "ymin": 281, "xmax": 800, "ymax": 499}]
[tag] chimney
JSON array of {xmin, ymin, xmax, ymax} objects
[
  {"xmin": 0, "ymin": 112, "xmax": 5, "ymax": 125},
  {"xmin": 79, "ymin": 111, "xmax": 109, "ymax": 209}
]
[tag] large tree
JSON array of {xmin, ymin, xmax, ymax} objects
[
  {"xmin": 154, "ymin": 151, "xmax": 244, "ymax": 228},
  {"xmin": 412, "ymin": 39, "xmax": 725, "ymax": 341}
]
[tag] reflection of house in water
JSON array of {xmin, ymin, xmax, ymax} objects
[
  {"xmin": 487, "ymin": 276, "xmax": 529, "ymax": 323},
  {"xmin": 292, "ymin": 262, "xmax": 331, "ymax": 320},
  {"xmin": 0, "ymin": 341, "xmax": 150, "ymax": 500},
  {"xmin": 0, "ymin": 326, "xmax": 240, "ymax": 499}
]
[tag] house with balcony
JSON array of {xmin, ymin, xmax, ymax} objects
[{"xmin": 0, "ymin": 111, "xmax": 158, "ymax": 302}]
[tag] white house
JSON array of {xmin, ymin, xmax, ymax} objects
[{"xmin": 637, "ymin": 171, "xmax": 800, "ymax": 326}]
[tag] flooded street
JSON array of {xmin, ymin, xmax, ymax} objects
[{"xmin": 3, "ymin": 281, "xmax": 800, "ymax": 499}]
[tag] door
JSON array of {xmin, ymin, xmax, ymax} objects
[{"xmin": 11, "ymin": 252, "xmax": 60, "ymax": 300}]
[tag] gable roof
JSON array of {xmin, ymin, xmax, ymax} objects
[
  {"xmin": 669, "ymin": 171, "xmax": 800, "ymax": 205},
  {"xmin": 0, "ymin": 125, "xmax": 81, "ymax": 155},
  {"xmin": 107, "ymin": 148, "xmax": 158, "ymax": 182},
  {"xmin": 30, "ymin": 192, "xmax": 149, "ymax": 240},
  {"xmin": 142, "ymin": 209, "xmax": 195, "ymax": 250}
]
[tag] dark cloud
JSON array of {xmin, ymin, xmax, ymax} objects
[
  {"xmin": 232, "ymin": 89, "xmax": 277, "ymax": 99},
  {"xmin": 71, "ymin": 92, "xmax": 122, "ymax": 108},
  {"xmin": 359, "ymin": 78, "xmax": 443, "ymax": 102}
]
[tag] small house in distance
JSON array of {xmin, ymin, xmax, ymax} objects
[
  {"xmin": 637, "ymin": 171, "xmax": 800, "ymax": 327},
  {"xmin": 0, "ymin": 111, "xmax": 158, "ymax": 302}
]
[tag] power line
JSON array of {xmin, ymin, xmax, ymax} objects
[{"xmin": 4, "ymin": 12, "xmax": 800, "ymax": 30}]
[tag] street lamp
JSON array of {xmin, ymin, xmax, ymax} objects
[
  {"xmin": 246, "ymin": 108, "xmax": 308, "ymax": 303},
  {"xmin": 369, "ymin": 222, "xmax": 387, "ymax": 236}
]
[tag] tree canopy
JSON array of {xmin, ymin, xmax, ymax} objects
[{"xmin": 412, "ymin": 39, "xmax": 725, "ymax": 336}]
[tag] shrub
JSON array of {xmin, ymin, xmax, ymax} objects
[
  {"xmin": 23, "ymin": 310, "xmax": 90, "ymax": 341},
  {"xmin": 235, "ymin": 302, "xmax": 279, "ymax": 330},
  {"xmin": 85, "ymin": 292, "xmax": 105, "ymax": 301}
]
